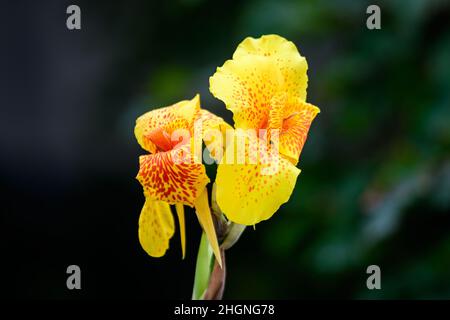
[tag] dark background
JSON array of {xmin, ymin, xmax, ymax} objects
[{"xmin": 1, "ymin": 0, "xmax": 450, "ymax": 299}]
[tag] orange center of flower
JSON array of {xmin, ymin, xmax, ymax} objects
[
  {"xmin": 281, "ymin": 112, "xmax": 299, "ymax": 133},
  {"xmin": 147, "ymin": 128, "xmax": 174, "ymax": 152}
]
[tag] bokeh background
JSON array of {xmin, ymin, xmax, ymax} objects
[{"xmin": 1, "ymin": 0, "xmax": 450, "ymax": 299}]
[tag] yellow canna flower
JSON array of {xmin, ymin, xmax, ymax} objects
[
  {"xmin": 210, "ymin": 34, "xmax": 320, "ymax": 225},
  {"xmin": 135, "ymin": 95, "xmax": 229, "ymax": 266}
]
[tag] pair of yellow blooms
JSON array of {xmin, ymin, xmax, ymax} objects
[{"xmin": 134, "ymin": 35, "xmax": 320, "ymax": 266}]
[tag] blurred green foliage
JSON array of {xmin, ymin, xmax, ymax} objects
[{"xmin": 96, "ymin": 0, "xmax": 450, "ymax": 298}]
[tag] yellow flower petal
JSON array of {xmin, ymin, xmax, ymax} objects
[
  {"xmin": 136, "ymin": 143, "xmax": 210, "ymax": 207},
  {"xmin": 233, "ymin": 34, "xmax": 308, "ymax": 101},
  {"xmin": 175, "ymin": 204, "xmax": 186, "ymax": 259},
  {"xmin": 199, "ymin": 109, "xmax": 231, "ymax": 138},
  {"xmin": 210, "ymin": 55, "xmax": 284, "ymax": 130},
  {"xmin": 135, "ymin": 95, "xmax": 200, "ymax": 153},
  {"xmin": 215, "ymin": 130, "xmax": 300, "ymax": 225},
  {"xmin": 194, "ymin": 188, "xmax": 222, "ymax": 267},
  {"xmin": 198, "ymin": 109, "xmax": 232, "ymax": 162},
  {"xmin": 268, "ymin": 94, "xmax": 320, "ymax": 164},
  {"xmin": 138, "ymin": 198, "xmax": 175, "ymax": 257}
]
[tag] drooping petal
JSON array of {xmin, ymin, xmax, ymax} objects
[
  {"xmin": 175, "ymin": 204, "xmax": 186, "ymax": 259},
  {"xmin": 194, "ymin": 188, "xmax": 222, "ymax": 267},
  {"xmin": 138, "ymin": 198, "xmax": 175, "ymax": 257},
  {"xmin": 233, "ymin": 34, "xmax": 309, "ymax": 101},
  {"xmin": 215, "ymin": 130, "xmax": 300, "ymax": 225},
  {"xmin": 268, "ymin": 94, "xmax": 320, "ymax": 163},
  {"xmin": 135, "ymin": 95, "xmax": 200, "ymax": 153},
  {"xmin": 137, "ymin": 143, "xmax": 210, "ymax": 207},
  {"xmin": 210, "ymin": 55, "xmax": 284, "ymax": 130}
]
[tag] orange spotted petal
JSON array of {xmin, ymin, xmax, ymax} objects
[
  {"xmin": 233, "ymin": 34, "xmax": 309, "ymax": 101},
  {"xmin": 268, "ymin": 94, "xmax": 320, "ymax": 164},
  {"xmin": 137, "ymin": 143, "xmax": 210, "ymax": 207},
  {"xmin": 135, "ymin": 95, "xmax": 200, "ymax": 153},
  {"xmin": 215, "ymin": 130, "xmax": 300, "ymax": 225},
  {"xmin": 210, "ymin": 54, "xmax": 284, "ymax": 130}
]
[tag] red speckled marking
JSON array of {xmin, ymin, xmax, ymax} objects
[
  {"xmin": 268, "ymin": 93, "xmax": 319, "ymax": 164},
  {"xmin": 137, "ymin": 142, "xmax": 209, "ymax": 207}
]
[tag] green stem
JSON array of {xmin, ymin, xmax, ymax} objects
[{"xmin": 192, "ymin": 231, "xmax": 214, "ymax": 300}]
